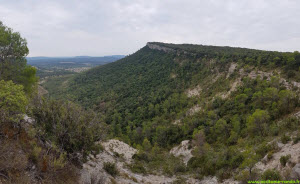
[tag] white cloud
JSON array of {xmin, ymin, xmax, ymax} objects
[{"xmin": 0, "ymin": 0, "xmax": 299, "ymax": 56}]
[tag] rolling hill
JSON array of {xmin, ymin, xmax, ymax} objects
[{"xmin": 58, "ymin": 42, "xmax": 300, "ymax": 181}]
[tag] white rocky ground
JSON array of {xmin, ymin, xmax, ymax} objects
[
  {"xmin": 198, "ymin": 177, "xmax": 239, "ymax": 184},
  {"xmin": 186, "ymin": 85, "xmax": 202, "ymax": 97},
  {"xmin": 147, "ymin": 43, "xmax": 176, "ymax": 53},
  {"xmin": 170, "ymin": 140, "xmax": 193, "ymax": 165},
  {"xmin": 226, "ymin": 63, "xmax": 237, "ymax": 78},
  {"xmin": 220, "ymin": 79, "xmax": 241, "ymax": 99},
  {"xmin": 186, "ymin": 105, "xmax": 202, "ymax": 116},
  {"xmin": 255, "ymin": 140, "xmax": 300, "ymax": 177},
  {"xmin": 169, "ymin": 140, "xmax": 240, "ymax": 184},
  {"xmin": 254, "ymin": 111, "xmax": 300, "ymax": 179},
  {"xmin": 81, "ymin": 139, "xmax": 243, "ymax": 184},
  {"xmin": 101, "ymin": 139, "xmax": 137, "ymax": 162},
  {"xmin": 81, "ymin": 139, "xmax": 188, "ymax": 184}
]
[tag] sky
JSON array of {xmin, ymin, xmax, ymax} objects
[{"xmin": 0, "ymin": 0, "xmax": 300, "ymax": 57}]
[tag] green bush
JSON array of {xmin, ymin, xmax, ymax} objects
[
  {"xmin": 267, "ymin": 151, "xmax": 274, "ymax": 160},
  {"xmin": 32, "ymin": 99, "xmax": 103, "ymax": 160},
  {"xmin": 132, "ymin": 152, "xmax": 150, "ymax": 162},
  {"xmin": 235, "ymin": 169, "xmax": 259, "ymax": 183},
  {"xmin": 281, "ymin": 134, "xmax": 291, "ymax": 144},
  {"xmin": 187, "ymin": 157, "xmax": 202, "ymax": 169},
  {"xmin": 29, "ymin": 144, "xmax": 42, "ymax": 164},
  {"xmin": 229, "ymin": 154, "xmax": 244, "ymax": 169},
  {"xmin": 0, "ymin": 80, "xmax": 28, "ymax": 123},
  {"xmin": 187, "ymin": 156, "xmax": 216, "ymax": 176},
  {"xmin": 216, "ymin": 168, "xmax": 231, "ymax": 181},
  {"xmin": 173, "ymin": 164, "xmax": 186, "ymax": 173},
  {"xmin": 293, "ymin": 133, "xmax": 300, "ymax": 144},
  {"xmin": 279, "ymin": 155, "xmax": 291, "ymax": 167},
  {"xmin": 129, "ymin": 162, "xmax": 146, "ymax": 174},
  {"xmin": 52, "ymin": 152, "xmax": 67, "ymax": 169},
  {"xmin": 163, "ymin": 165, "xmax": 173, "ymax": 176},
  {"xmin": 103, "ymin": 162, "xmax": 118, "ymax": 177},
  {"xmin": 256, "ymin": 143, "xmax": 273, "ymax": 158},
  {"xmin": 261, "ymin": 169, "xmax": 281, "ymax": 180},
  {"xmin": 269, "ymin": 124, "xmax": 279, "ymax": 136}
]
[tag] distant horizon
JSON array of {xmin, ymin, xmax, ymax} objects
[
  {"xmin": 26, "ymin": 55, "xmax": 126, "ymax": 58},
  {"xmin": 26, "ymin": 42, "xmax": 299, "ymax": 57}
]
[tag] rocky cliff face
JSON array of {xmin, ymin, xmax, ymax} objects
[{"xmin": 146, "ymin": 43, "xmax": 176, "ymax": 53}]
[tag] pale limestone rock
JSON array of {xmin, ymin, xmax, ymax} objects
[
  {"xmin": 170, "ymin": 140, "xmax": 193, "ymax": 165},
  {"xmin": 290, "ymin": 163, "xmax": 300, "ymax": 179}
]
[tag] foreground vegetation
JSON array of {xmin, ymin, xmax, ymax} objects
[{"xmin": 0, "ymin": 21, "xmax": 104, "ymax": 183}]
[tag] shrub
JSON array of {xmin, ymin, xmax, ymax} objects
[
  {"xmin": 113, "ymin": 151, "xmax": 120, "ymax": 158},
  {"xmin": 91, "ymin": 143, "xmax": 104, "ymax": 157},
  {"xmin": 187, "ymin": 156, "xmax": 216, "ymax": 176},
  {"xmin": 293, "ymin": 133, "xmax": 300, "ymax": 144},
  {"xmin": 216, "ymin": 168, "xmax": 231, "ymax": 181},
  {"xmin": 235, "ymin": 169, "xmax": 259, "ymax": 183},
  {"xmin": 269, "ymin": 124, "xmax": 279, "ymax": 136},
  {"xmin": 281, "ymin": 134, "xmax": 291, "ymax": 144},
  {"xmin": 103, "ymin": 162, "xmax": 118, "ymax": 177},
  {"xmin": 0, "ymin": 80, "xmax": 28, "ymax": 123},
  {"xmin": 129, "ymin": 162, "xmax": 146, "ymax": 174},
  {"xmin": 261, "ymin": 169, "xmax": 281, "ymax": 180},
  {"xmin": 256, "ymin": 143, "xmax": 273, "ymax": 158},
  {"xmin": 280, "ymin": 155, "xmax": 291, "ymax": 167},
  {"xmin": 53, "ymin": 152, "xmax": 67, "ymax": 169},
  {"xmin": 229, "ymin": 154, "xmax": 244, "ymax": 168},
  {"xmin": 29, "ymin": 144, "xmax": 42, "ymax": 164},
  {"xmin": 32, "ymin": 99, "xmax": 104, "ymax": 160},
  {"xmin": 267, "ymin": 151, "xmax": 274, "ymax": 160},
  {"xmin": 173, "ymin": 164, "xmax": 186, "ymax": 173},
  {"xmin": 187, "ymin": 157, "xmax": 202, "ymax": 169},
  {"xmin": 132, "ymin": 152, "xmax": 149, "ymax": 162},
  {"xmin": 163, "ymin": 165, "xmax": 173, "ymax": 176},
  {"xmin": 287, "ymin": 71, "xmax": 295, "ymax": 78}
]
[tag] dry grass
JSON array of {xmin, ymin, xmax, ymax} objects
[
  {"xmin": 0, "ymin": 139, "xmax": 29, "ymax": 183},
  {"xmin": 0, "ymin": 123, "xmax": 80, "ymax": 184}
]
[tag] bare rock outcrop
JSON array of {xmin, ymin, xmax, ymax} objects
[
  {"xmin": 255, "ymin": 140, "xmax": 300, "ymax": 176},
  {"xmin": 170, "ymin": 140, "xmax": 193, "ymax": 165},
  {"xmin": 219, "ymin": 79, "xmax": 241, "ymax": 99},
  {"xmin": 147, "ymin": 43, "xmax": 176, "ymax": 53},
  {"xmin": 102, "ymin": 139, "xmax": 137, "ymax": 162},
  {"xmin": 290, "ymin": 163, "xmax": 300, "ymax": 179},
  {"xmin": 226, "ymin": 63, "xmax": 237, "ymax": 78},
  {"xmin": 186, "ymin": 85, "xmax": 202, "ymax": 97}
]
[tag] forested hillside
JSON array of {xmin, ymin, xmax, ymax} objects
[{"xmin": 62, "ymin": 42, "xmax": 300, "ymax": 181}]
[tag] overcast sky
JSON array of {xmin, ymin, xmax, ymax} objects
[{"xmin": 0, "ymin": 0, "xmax": 299, "ymax": 56}]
